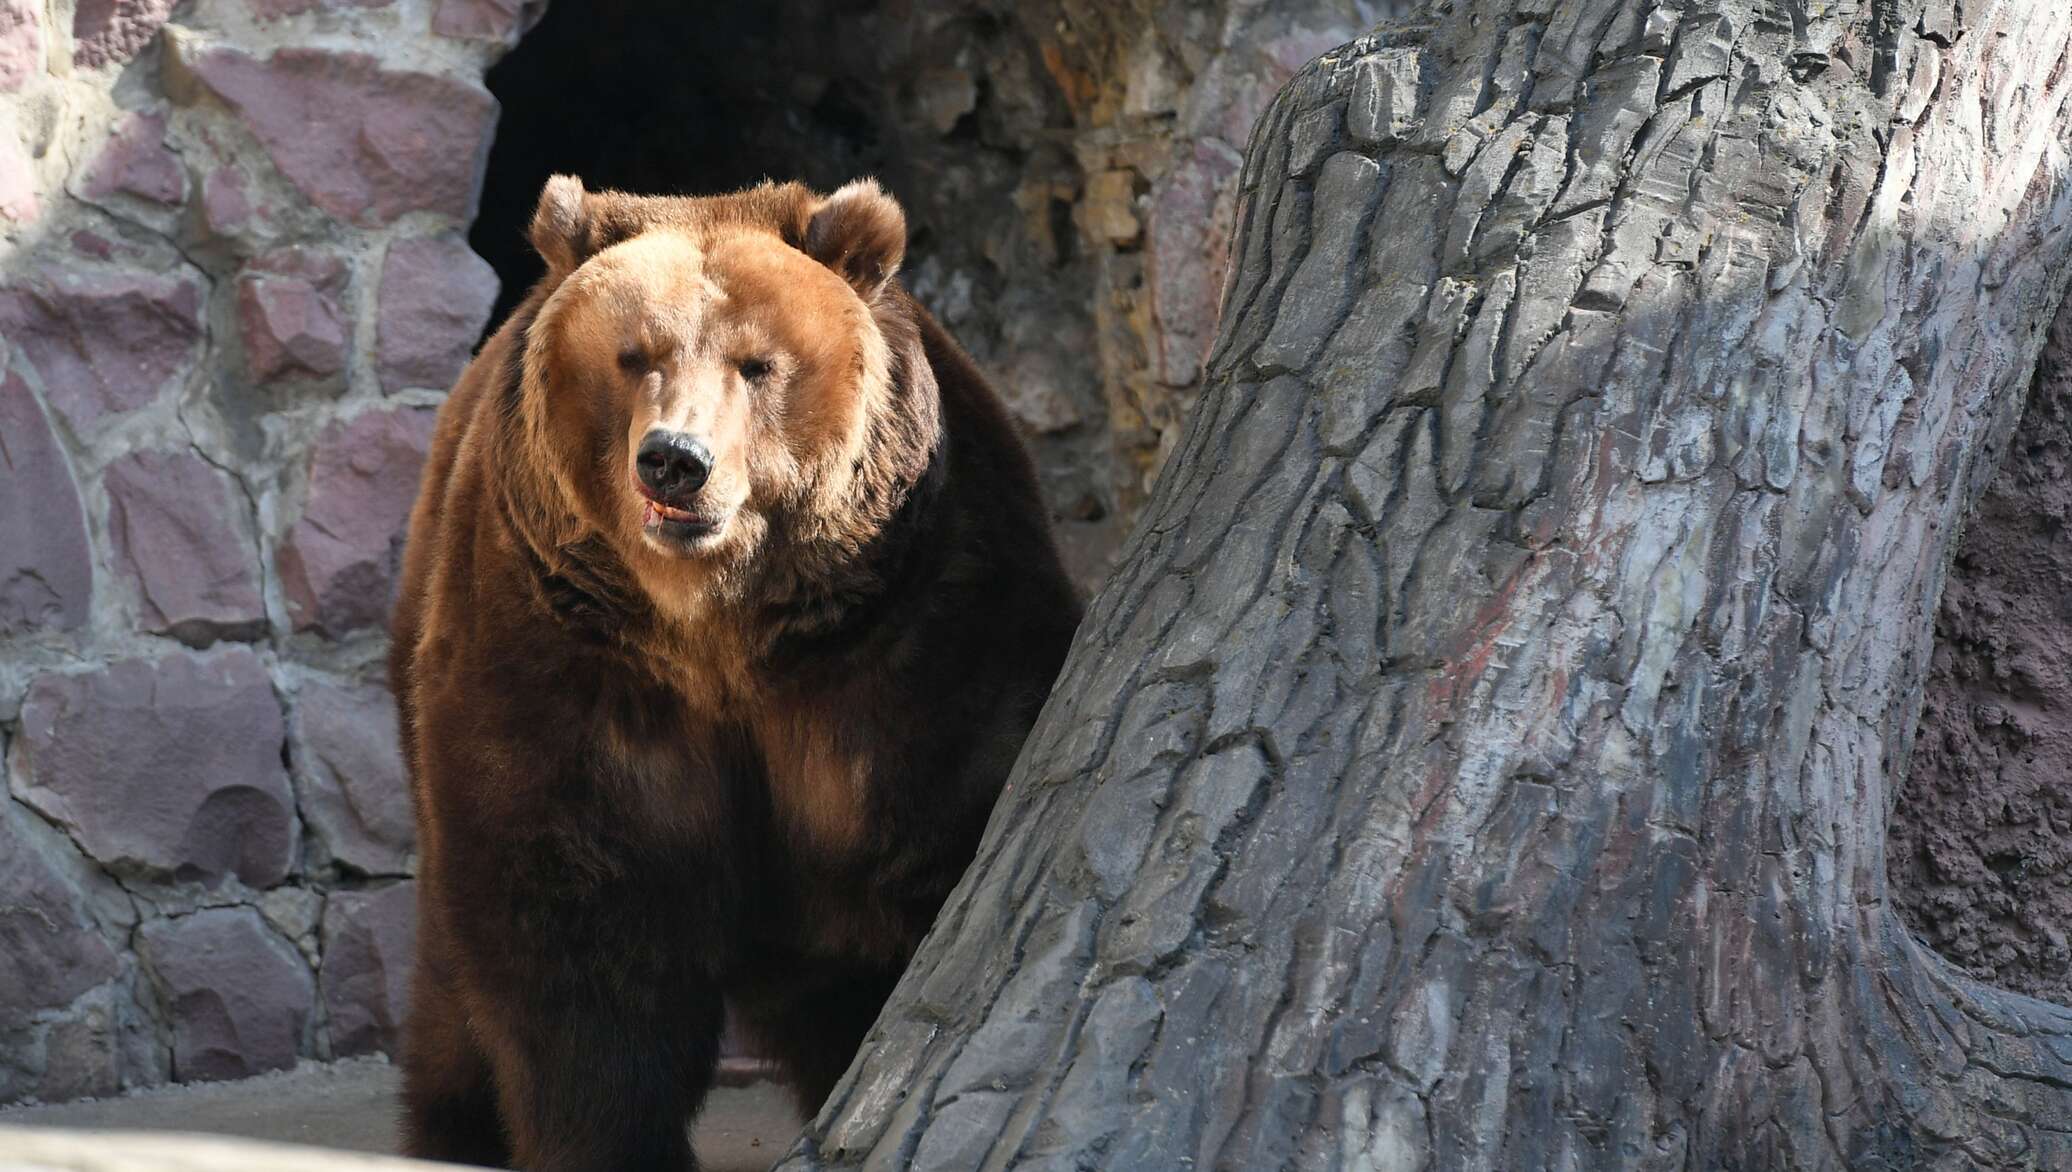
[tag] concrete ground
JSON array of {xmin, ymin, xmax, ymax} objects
[{"xmin": 0, "ymin": 1058, "xmax": 802, "ymax": 1171}]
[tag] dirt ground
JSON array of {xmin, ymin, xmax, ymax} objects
[{"xmin": 0, "ymin": 1058, "xmax": 801, "ymax": 1171}]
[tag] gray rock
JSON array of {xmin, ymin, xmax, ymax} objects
[{"xmin": 1347, "ymin": 48, "xmax": 1423, "ymax": 145}]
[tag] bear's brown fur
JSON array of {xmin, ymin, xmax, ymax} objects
[{"xmin": 390, "ymin": 175, "xmax": 1081, "ymax": 1170}]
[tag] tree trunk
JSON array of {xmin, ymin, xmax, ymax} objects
[{"xmin": 781, "ymin": 1, "xmax": 2072, "ymax": 1167}]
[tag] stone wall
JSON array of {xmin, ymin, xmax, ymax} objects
[{"xmin": 0, "ymin": 0, "xmax": 511, "ymax": 1104}]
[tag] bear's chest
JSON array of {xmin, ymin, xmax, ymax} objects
[{"xmin": 750, "ymin": 705, "xmax": 875, "ymax": 861}]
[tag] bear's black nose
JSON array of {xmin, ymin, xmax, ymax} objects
[{"xmin": 636, "ymin": 430, "xmax": 713, "ymax": 499}]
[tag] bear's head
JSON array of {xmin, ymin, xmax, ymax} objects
[{"xmin": 514, "ymin": 176, "xmax": 936, "ymax": 610}]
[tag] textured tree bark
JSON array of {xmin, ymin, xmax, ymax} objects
[{"xmin": 781, "ymin": 1, "xmax": 2072, "ymax": 1168}]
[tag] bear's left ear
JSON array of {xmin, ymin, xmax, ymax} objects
[{"xmin": 803, "ymin": 180, "xmax": 906, "ymax": 299}]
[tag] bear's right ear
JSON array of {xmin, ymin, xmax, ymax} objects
[{"xmin": 529, "ymin": 174, "xmax": 591, "ymax": 276}]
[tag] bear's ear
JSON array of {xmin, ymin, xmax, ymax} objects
[
  {"xmin": 529, "ymin": 174, "xmax": 591, "ymax": 276},
  {"xmin": 803, "ymin": 180, "xmax": 906, "ymax": 299}
]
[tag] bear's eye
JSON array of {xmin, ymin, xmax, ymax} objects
[
  {"xmin": 616, "ymin": 348, "xmax": 647, "ymax": 375},
  {"xmin": 738, "ymin": 357, "xmax": 774, "ymax": 382}
]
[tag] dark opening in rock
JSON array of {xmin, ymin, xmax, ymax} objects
[
  {"xmin": 1889, "ymin": 315, "xmax": 2072, "ymax": 1007},
  {"xmin": 472, "ymin": 2, "xmax": 894, "ymax": 329}
]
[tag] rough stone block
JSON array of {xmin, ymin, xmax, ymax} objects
[
  {"xmin": 0, "ymin": 808, "xmax": 120, "ymax": 1025},
  {"xmin": 278, "ymin": 405, "xmax": 437, "ymax": 637},
  {"xmin": 293, "ymin": 677, "xmax": 413, "ymax": 875},
  {"xmin": 376, "ymin": 234, "xmax": 497, "ymax": 394},
  {"xmin": 997, "ymin": 301, "xmax": 1092, "ymax": 434},
  {"xmin": 17, "ymin": 648, "xmax": 296, "ymax": 887},
  {"xmin": 1348, "ymin": 48, "xmax": 1423, "ymax": 145},
  {"xmin": 104, "ymin": 448, "xmax": 265, "ymax": 644},
  {"xmin": 200, "ymin": 166, "xmax": 252, "ymax": 237},
  {"xmin": 1080, "ymin": 170, "xmax": 1141, "ymax": 245},
  {"xmin": 138, "ymin": 907, "xmax": 314, "ymax": 1082},
  {"xmin": 72, "ymin": 0, "xmax": 173, "ymax": 69},
  {"xmin": 0, "ymin": 0, "xmax": 42, "ymax": 91},
  {"xmin": 0, "ymin": 268, "xmax": 204, "ymax": 430},
  {"xmin": 1255, "ymin": 151, "xmax": 1383, "ymax": 372},
  {"xmin": 319, "ymin": 883, "xmax": 415, "ymax": 1056},
  {"xmin": 238, "ymin": 250, "xmax": 348, "ymax": 381},
  {"xmin": 0, "ymin": 371, "xmax": 93, "ymax": 635},
  {"xmin": 78, "ymin": 112, "xmax": 185, "ymax": 207},
  {"xmin": 179, "ymin": 45, "xmax": 495, "ymax": 226}
]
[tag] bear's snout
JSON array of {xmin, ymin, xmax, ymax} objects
[{"xmin": 636, "ymin": 429, "xmax": 714, "ymax": 503}]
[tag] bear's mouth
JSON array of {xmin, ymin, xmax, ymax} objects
[{"xmin": 634, "ymin": 479, "xmax": 724, "ymax": 546}]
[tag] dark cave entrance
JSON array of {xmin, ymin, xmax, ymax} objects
[{"xmin": 471, "ymin": 1, "xmax": 903, "ymax": 330}]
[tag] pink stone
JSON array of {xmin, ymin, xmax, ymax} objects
[
  {"xmin": 0, "ymin": 808, "xmax": 120, "ymax": 1024},
  {"xmin": 0, "ymin": 135, "xmax": 37, "ymax": 223},
  {"xmin": 433, "ymin": 0, "xmax": 531, "ymax": 43},
  {"xmin": 252, "ymin": 247, "xmax": 346, "ymax": 286},
  {"xmin": 69, "ymin": 231, "xmax": 113, "ymax": 259},
  {"xmin": 104, "ymin": 448, "xmax": 265, "ymax": 643},
  {"xmin": 0, "ymin": 0, "xmax": 43, "ymax": 92},
  {"xmin": 137, "ymin": 907, "xmax": 313, "ymax": 1082},
  {"xmin": 17, "ymin": 648, "xmax": 296, "ymax": 887},
  {"xmin": 1148, "ymin": 140, "xmax": 1243, "ymax": 387},
  {"xmin": 377, "ymin": 235, "xmax": 497, "ymax": 394},
  {"xmin": 0, "ymin": 268, "xmax": 204, "ymax": 430},
  {"xmin": 278, "ymin": 405, "xmax": 437, "ymax": 636},
  {"xmin": 320, "ymin": 883, "xmax": 414, "ymax": 1056},
  {"xmin": 0, "ymin": 370, "xmax": 92, "ymax": 635},
  {"xmin": 183, "ymin": 46, "xmax": 495, "ymax": 227},
  {"xmin": 293, "ymin": 676, "xmax": 413, "ymax": 875},
  {"xmin": 71, "ymin": 0, "xmax": 174, "ymax": 70},
  {"xmin": 239, "ymin": 251, "xmax": 348, "ymax": 381},
  {"xmin": 78, "ymin": 111, "xmax": 185, "ymax": 207}
]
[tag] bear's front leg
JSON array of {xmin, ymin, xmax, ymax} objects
[{"xmin": 412, "ymin": 810, "xmax": 730, "ymax": 1172}]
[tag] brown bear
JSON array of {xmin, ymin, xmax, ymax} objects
[{"xmin": 388, "ymin": 175, "xmax": 1082, "ymax": 1170}]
